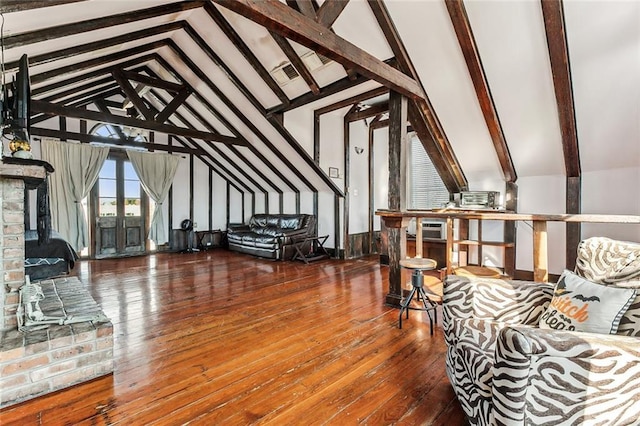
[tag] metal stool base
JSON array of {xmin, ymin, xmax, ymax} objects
[{"xmin": 398, "ymin": 270, "xmax": 438, "ymax": 334}]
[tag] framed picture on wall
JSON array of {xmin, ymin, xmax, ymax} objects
[{"xmin": 328, "ymin": 167, "xmax": 339, "ymax": 178}]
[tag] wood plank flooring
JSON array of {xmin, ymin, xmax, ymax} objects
[{"xmin": 0, "ymin": 250, "xmax": 466, "ymax": 425}]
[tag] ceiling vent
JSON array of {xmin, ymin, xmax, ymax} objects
[
  {"xmin": 271, "ymin": 63, "xmax": 300, "ymax": 86},
  {"xmin": 301, "ymin": 51, "xmax": 332, "ymax": 70}
]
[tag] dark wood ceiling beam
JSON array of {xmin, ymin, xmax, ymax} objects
[
  {"xmin": 346, "ymin": 102, "xmax": 389, "ymax": 122},
  {"xmin": 31, "ymin": 99, "xmax": 245, "ymax": 146},
  {"xmin": 30, "ymin": 127, "xmax": 200, "ymax": 155},
  {"xmin": 94, "ymin": 99, "xmax": 128, "ymax": 140},
  {"xmin": 162, "ymin": 40, "xmax": 332, "ymax": 195},
  {"xmin": 140, "ymin": 90, "xmax": 255, "ymax": 192},
  {"xmin": 154, "ymin": 88, "xmax": 192, "ymax": 123},
  {"xmin": 212, "ymin": 0, "xmax": 425, "ymax": 100},
  {"xmin": 143, "ymin": 63, "xmax": 300, "ymax": 194},
  {"xmin": 179, "ymin": 26, "xmax": 267, "ymax": 113},
  {"xmin": 269, "ymin": 71, "xmax": 374, "ymax": 115},
  {"xmin": 40, "ymin": 77, "xmax": 116, "ymax": 103},
  {"xmin": 541, "ymin": 0, "xmax": 580, "ymax": 178},
  {"xmin": 2, "ymin": 1, "xmax": 203, "ymax": 50},
  {"xmin": 30, "ymin": 40, "xmax": 168, "ymax": 85},
  {"xmin": 203, "ymin": 3, "xmax": 289, "ymax": 106},
  {"xmin": 445, "ymin": 0, "xmax": 516, "ymax": 183},
  {"xmin": 408, "ymin": 104, "xmax": 460, "ymax": 192},
  {"xmin": 316, "ymin": 86, "xmax": 388, "ymax": 115},
  {"xmin": 0, "ymin": 0, "xmax": 87, "ymax": 13},
  {"xmin": 171, "ymin": 134, "xmax": 252, "ymax": 194},
  {"xmin": 270, "ymin": 32, "xmax": 321, "ymax": 95},
  {"xmin": 120, "ymin": 70, "xmax": 184, "ymax": 93},
  {"xmin": 4, "ymin": 21, "xmax": 184, "ymax": 72},
  {"xmin": 368, "ymin": 0, "xmax": 466, "ymax": 192},
  {"xmin": 294, "ymin": 0, "xmax": 316, "ymax": 18},
  {"xmin": 31, "ymin": 54, "xmax": 157, "ymax": 96},
  {"xmin": 306, "ymin": 0, "xmax": 356, "ymax": 80},
  {"xmin": 31, "ymin": 85, "xmax": 123, "ymax": 124},
  {"xmin": 370, "ymin": 118, "xmax": 389, "ymax": 130},
  {"xmin": 316, "ymin": 0, "xmax": 349, "ymax": 28},
  {"xmin": 156, "ymin": 92, "xmax": 278, "ymax": 194},
  {"xmin": 112, "ymin": 69, "xmax": 155, "ymax": 120},
  {"xmin": 541, "ymin": 0, "xmax": 581, "ymax": 270}
]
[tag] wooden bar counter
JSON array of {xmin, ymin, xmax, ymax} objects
[{"xmin": 376, "ymin": 209, "xmax": 640, "ymax": 307}]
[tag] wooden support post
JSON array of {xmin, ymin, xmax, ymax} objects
[
  {"xmin": 503, "ymin": 181, "xmax": 518, "ymax": 277},
  {"xmin": 385, "ymin": 90, "xmax": 408, "ymax": 307},
  {"xmin": 384, "ymin": 216, "xmax": 409, "ymax": 307},
  {"xmin": 533, "ymin": 220, "xmax": 548, "ymax": 282},
  {"xmin": 566, "ymin": 176, "xmax": 581, "ymax": 270}
]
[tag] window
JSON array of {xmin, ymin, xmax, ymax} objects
[{"xmin": 408, "ymin": 134, "xmax": 449, "ymax": 209}]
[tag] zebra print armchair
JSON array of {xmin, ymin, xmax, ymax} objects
[{"xmin": 443, "ymin": 237, "xmax": 640, "ymax": 426}]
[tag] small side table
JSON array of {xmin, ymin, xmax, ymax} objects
[
  {"xmin": 292, "ymin": 235, "xmax": 330, "ymax": 264},
  {"xmin": 196, "ymin": 230, "xmax": 226, "ymax": 250},
  {"xmin": 398, "ymin": 257, "xmax": 439, "ymax": 334}
]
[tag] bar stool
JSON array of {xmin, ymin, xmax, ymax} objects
[
  {"xmin": 398, "ymin": 257, "xmax": 438, "ymax": 332},
  {"xmin": 398, "ymin": 219, "xmax": 443, "ymax": 333}
]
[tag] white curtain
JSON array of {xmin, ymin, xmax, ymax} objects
[
  {"xmin": 42, "ymin": 140, "xmax": 109, "ymax": 252},
  {"xmin": 126, "ymin": 150, "xmax": 180, "ymax": 245}
]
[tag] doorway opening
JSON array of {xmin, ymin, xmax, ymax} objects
[{"xmin": 86, "ymin": 124, "xmax": 150, "ymax": 258}]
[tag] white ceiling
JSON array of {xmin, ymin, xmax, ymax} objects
[{"xmin": 2, "ymin": 0, "xmax": 638, "ymax": 195}]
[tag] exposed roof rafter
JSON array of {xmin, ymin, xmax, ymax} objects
[
  {"xmin": 212, "ymin": 0, "xmax": 425, "ymax": 100},
  {"xmin": 31, "ymin": 99, "xmax": 246, "ymax": 147},
  {"xmin": 368, "ymin": 0, "xmax": 467, "ymax": 192},
  {"xmin": 270, "ymin": 31, "xmax": 321, "ymax": 95},
  {"xmin": 541, "ymin": 0, "xmax": 581, "ymax": 178},
  {"xmin": 316, "ymin": 0, "xmax": 350, "ymax": 28},
  {"xmin": 445, "ymin": 0, "xmax": 516, "ymax": 183},
  {"xmin": 2, "ymin": 1, "xmax": 203, "ymax": 50}
]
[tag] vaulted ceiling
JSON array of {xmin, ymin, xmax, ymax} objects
[{"xmin": 1, "ymin": 0, "xmax": 638, "ymax": 201}]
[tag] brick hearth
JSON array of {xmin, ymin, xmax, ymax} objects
[{"xmin": 0, "ymin": 161, "xmax": 113, "ymax": 409}]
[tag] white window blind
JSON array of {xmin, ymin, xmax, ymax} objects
[{"xmin": 408, "ymin": 135, "xmax": 449, "ymax": 209}]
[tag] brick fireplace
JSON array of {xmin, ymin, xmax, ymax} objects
[{"xmin": 0, "ymin": 161, "xmax": 113, "ymax": 408}]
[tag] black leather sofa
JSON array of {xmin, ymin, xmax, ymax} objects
[{"xmin": 226, "ymin": 214, "xmax": 316, "ymax": 260}]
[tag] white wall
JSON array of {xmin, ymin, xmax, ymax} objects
[
  {"xmin": 515, "ymin": 175, "xmax": 567, "ymax": 274},
  {"xmin": 192, "ymin": 158, "xmax": 210, "ymax": 232},
  {"xmin": 347, "ymin": 120, "xmax": 370, "ymax": 234},
  {"xmin": 581, "ymin": 168, "xmax": 640, "ymax": 241},
  {"xmin": 373, "ymin": 128, "xmax": 389, "ymax": 231}
]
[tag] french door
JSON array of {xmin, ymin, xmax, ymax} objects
[{"xmin": 91, "ymin": 152, "xmax": 148, "ymax": 258}]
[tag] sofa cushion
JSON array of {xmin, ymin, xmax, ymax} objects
[
  {"xmin": 539, "ymin": 270, "xmax": 637, "ymax": 334},
  {"xmin": 227, "ymin": 231, "xmax": 253, "ymax": 243},
  {"xmin": 252, "ymin": 234, "xmax": 279, "ymax": 248},
  {"xmin": 254, "ymin": 226, "xmax": 283, "ymax": 237},
  {"xmin": 249, "ymin": 215, "xmax": 269, "ymax": 228},
  {"xmin": 280, "ymin": 216, "xmax": 301, "ymax": 229}
]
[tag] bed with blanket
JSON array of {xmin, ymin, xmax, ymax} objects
[{"xmin": 25, "ymin": 230, "xmax": 79, "ymax": 281}]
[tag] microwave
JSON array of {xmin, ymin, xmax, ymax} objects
[{"xmin": 457, "ymin": 191, "xmax": 500, "ymax": 209}]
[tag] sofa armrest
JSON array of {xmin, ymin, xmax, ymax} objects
[
  {"xmin": 444, "ymin": 275, "xmax": 554, "ymax": 326},
  {"xmin": 491, "ymin": 326, "xmax": 640, "ymax": 425}
]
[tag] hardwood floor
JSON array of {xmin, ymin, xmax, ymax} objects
[{"xmin": 0, "ymin": 250, "xmax": 466, "ymax": 425}]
